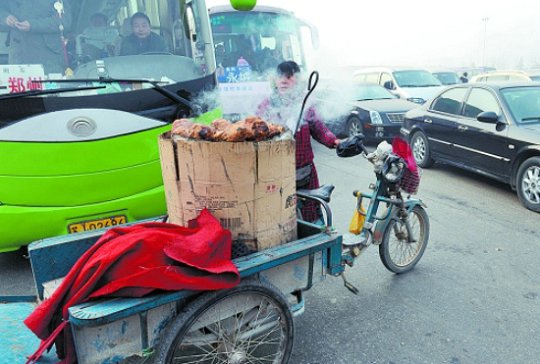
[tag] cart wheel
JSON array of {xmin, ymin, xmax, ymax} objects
[
  {"xmin": 154, "ymin": 278, "xmax": 294, "ymax": 364},
  {"xmin": 379, "ymin": 205, "xmax": 429, "ymax": 274}
]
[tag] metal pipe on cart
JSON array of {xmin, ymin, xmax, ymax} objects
[{"xmin": 293, "ymin": 70, "xmax": 319, "ymax": 133}]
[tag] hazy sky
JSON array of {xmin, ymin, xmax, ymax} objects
[{"xmin": 206, "ymin": 0, "xmax": 540, "ymax": 71}]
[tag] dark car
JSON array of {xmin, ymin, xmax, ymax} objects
[
  {"xmin": 320, "ymin": 83, "xmax": 419, "ymax": 141},
  {"xmin": 401, "ymin": 82, "xmax": 540, "ymax": 212}
]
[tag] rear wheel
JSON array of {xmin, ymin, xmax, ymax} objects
[
  {"xmin": 347, "ymin": 116, "xmax": 363, "ymax": 137},
  {"xmin": 516, "ymin": 156, "xmax": 540, "ymax": 212},
  {"xmin": 379, "ymin": 205, "xmax": 429, "ymax": 274},
  {"xmin": 155, "ymin": 278, "xmax": 294, "ymax": 364},
  {"xmin": 410, "ymin": 131, "xmax": 434, "ymax": 168}
]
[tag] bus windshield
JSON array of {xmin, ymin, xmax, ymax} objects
[
  {"xmin": 209, "ymin": 5, "xmax": 316, "ymax": 117},
  {"xmin": 211, "ymin": 6, "xmax": 306, "ymax": 80},
  {"xmin": 0, "ymin": 0, "xmax": 216, "ymax": 96}
]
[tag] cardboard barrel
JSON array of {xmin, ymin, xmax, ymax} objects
[{"xmin": 159, "ymin": 132, "xmax": 297, "ymax": 251}]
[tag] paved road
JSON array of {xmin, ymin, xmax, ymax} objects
[
  {"xmin": 290, "ymin": 142, "xmax": 539, "ymax": 364},
  {"xmin": 1, "ymin": 142, "xmax": 538, "ymax": 364}
]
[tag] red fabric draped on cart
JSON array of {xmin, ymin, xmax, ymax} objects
[{"xmin": 24, "ymin": 209, "xmax": 240, "ymax": 364}]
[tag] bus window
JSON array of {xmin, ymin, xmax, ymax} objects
[{"xmin": 0, "ymin": 0, "xmax": 216, "ymax": 97}]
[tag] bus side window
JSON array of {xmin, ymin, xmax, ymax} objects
[{"xmin": 173, "ymin": 19, "xmax": 187, "ymax": 55}]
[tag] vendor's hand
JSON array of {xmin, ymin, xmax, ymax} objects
[
  {"xmin": 6, "ymin": 15, "xmax": 18, "ymax": 27},
  {"xmin": 333, "ymin": 139, "xmax": 341, "ymax": 148},
  {"xmin": 15, "ymin": 20, "xmax": 31, "ymax": 32}
]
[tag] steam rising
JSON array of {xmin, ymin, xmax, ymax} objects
[{"xmin": 189, "ymin": 64, "xmax": 360, "ymax": 134}]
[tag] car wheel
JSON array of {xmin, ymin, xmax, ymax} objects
[
  {"xmin": 516, "ymin": 156, "xmax": 540, "ymax": 212},
  {"xmin": 347, "ymin": 116, "xmax": 363, "ymax": 138},
  {"xmin": 410, "ymin": 131, "xmax": 434, "ymax": 168}
]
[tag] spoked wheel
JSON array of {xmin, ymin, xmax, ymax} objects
[
  {"xmin": 347, "ymin": 116, "xmax": 363, "ymax": 138},
  {"xmin": 516, "ymin": 156, "xmax": 540, "ymax": 212},
  {"xmin": 410, "ymin": 131, "xmax": 434, "ymax": 168},
  {"xmin": 155, "ymin": 278, "xmax": 294, "ymax": 364},
  {"xmin": 379, "ymin": 205, "xmax": 429, "ymax": 274}
]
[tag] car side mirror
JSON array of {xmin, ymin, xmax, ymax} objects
[
  {"xmin": 383, "ymin": 80, "xmax": 395, "ymax": 90},
  {"xmin": 477, "ymin": 111, "xmax": 499, "ymax": 124}
]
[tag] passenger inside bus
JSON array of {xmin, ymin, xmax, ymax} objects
[
  {"xmin": 80, "ymin": 13, "xmax": 118, "ymax": 59},
  {"xmin": 259, "ymin": 46, "xmax": 283, "ymax": 72},
  {"xmin": 119, "ymin": 12, "xmax": 168, "ymax": 56},
  {"xmin": 0, "ymin": 0, "xmax": 73, "ymax": 74},
  {"xmin": 233, "ymin": 37, "xmax": 257, "ymax": 71}
]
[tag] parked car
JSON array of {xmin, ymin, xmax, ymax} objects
[
  {"xmin": 353, "ymin": 67, "xmax": 444, "ymax": 104},
  {"xmin": 401, "ymin": 82, "xmax": 540, "ymax": 212},
  {"xmin": 431, "ymin": 70, "xmax": 462, "ymax": 85},
  {"xmin": 470, "ymin": 69, "xmax": 540, "ymax": 83},
  {"xmin": 318, "ymin": 83, "xmax": 419, "ymax": 141}
]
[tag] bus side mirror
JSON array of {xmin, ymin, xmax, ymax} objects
[{"xmin": 229, "ymin": 0, "xmax": 256, "ymax": 11}]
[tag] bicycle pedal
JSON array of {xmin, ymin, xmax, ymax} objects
[{"xmin": 341, "ymin": 273, "xmax": 359, "ymax": 295}]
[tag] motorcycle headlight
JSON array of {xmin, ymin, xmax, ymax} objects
[
  {"xmin": 369, "ymin": 111, "xmax": 383, "ymax": 125},
  {"xmin": 383, "ymin": 156, "xmax": 406, "ymax": 183}
]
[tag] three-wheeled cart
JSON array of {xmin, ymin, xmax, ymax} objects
[
  {"xmin": 15, "ymin": 192, "xmax": 348, "ymax": 364},
  {"xmin": 3, "ymin": 131, "xmax": 431, "ymax": 363}
]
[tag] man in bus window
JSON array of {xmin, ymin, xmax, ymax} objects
[
  {"xmin": 119, "ymin": 12, "xmax": 168, "ymax": 56},
  {"xmin": 0, "ymin": 0, "xmax": 73, "ymax": 74}
]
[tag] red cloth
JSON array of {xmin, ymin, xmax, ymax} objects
[
  {"xmin": 24, "ymin": 209, "xmax": 240, "ymax": 364},
  {"xmin": 392, "ymin": 136, "xmax": 418, "ymax": 172},
  {"xmin": 392, "ymin": 137, "xmax": 421, "ymax": 194}
]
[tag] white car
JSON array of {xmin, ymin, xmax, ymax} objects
[
  {"xmin": 353, "ymin": 67, "xmax": 444, "ymax": 104},
  {"xmin": 470, "ymin": 69, "xmax": 540, "ymax": 83}
]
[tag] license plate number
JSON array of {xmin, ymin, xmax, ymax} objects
[{"xmin": 68, "ymin": 215, "xmax": 127, "ymax": 234}]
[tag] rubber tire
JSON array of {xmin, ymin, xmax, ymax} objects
[
  {"xmin": 410, "ymin": 131, "xmax": 434, "ymax": 168},
  {"xmin": 379, "ymin": 205, "xmax": 430, "ymax": 274},
  {"xmin": 154, "ymin": 278, "xmax": 294, "ymax": 364},
  {"xmin": 516, "ymin": 156, "xmax": 540, "ymax": 212},
  {"xmin": 347, "ymin": 116, "xmax": 364, "ymax": 138}
]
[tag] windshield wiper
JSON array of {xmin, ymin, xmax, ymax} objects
[
  {"xmin": 34, "ymin": 77, "xmax": 194, "ymax": 110},
  {"xmin": 521, "ymin": 116, "xmax": 540, "ymax": 121},
  {"xmin": 0, "ymin": 85, "xmax": 106, "ymax": 101}
]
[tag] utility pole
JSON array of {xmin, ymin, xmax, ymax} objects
[{"xmin": 482, "ymin": 17, "xmax": 489, "ymax": 70}]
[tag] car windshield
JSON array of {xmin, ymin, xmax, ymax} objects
[
  {"xmin": 393, "ymin": 70, "xmax": 442, "ymax": 87},
  {"xmin": 434, "ymin": 72, "xmax": 460, "ymax": 85},
  {"xmin": 501, "ymin": 87, "xmax": 540, "ymax": 124},
  {"xmin": 353, "ymin": 83, "xmax": 396, "ymax": 100},
  {"xmin": 0, "ymin": 0, "xmax": 215, "ymax": 96}
]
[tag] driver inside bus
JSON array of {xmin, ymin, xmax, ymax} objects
[
  {"xmin": 0, "ymin": 0, "xmax": 73, "ymax": 74},
  {"xmin": 119, "ymin": 12, "xmax": 168, "ymax": 56}
]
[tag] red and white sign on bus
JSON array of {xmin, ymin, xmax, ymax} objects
[{"xmin": 0, "ymin": 65, "xmax": 45, "ymax": 94}]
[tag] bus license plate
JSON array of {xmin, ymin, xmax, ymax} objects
[{"xmin": 68, "ymin": 215, "xmax": 127, "ymax": 234}]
